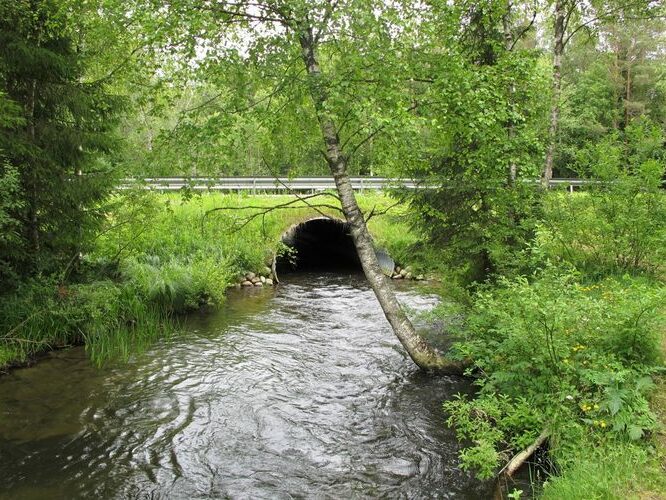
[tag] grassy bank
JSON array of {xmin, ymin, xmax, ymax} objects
[
  {"xmin": 0, "ymin": 190, "xmax": 422, "ymax": 370},
  {"xmin": 4, "ymin": 186, "xmax": 663, "ymax": 499},
  {"xmin": 539, "ymin": 314, "xmax": 666, "ymax": 499},
  {"xmin": 439, "ymin": 183, "xmax": 666, "ymax": 498}
]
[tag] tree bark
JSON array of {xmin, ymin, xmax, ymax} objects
[
  {"xmin": 621, "ymin": 47, "xmax": 632, "ymax": 132},
  {"xmin": 503, "ymin": 1, "xmax": 517, "ymax": 185},
  {"xmin": 297, "ymin": 28, "xmax": 464, "ymax": 374},
  {"xmin": 542, "ymin": 0, "xmax": 565, "ymax": 188},
  {"xmin": 26, "ymin": 78, "xmax": 39, "ymax": 255},
  {"xmin": 26, "ymin": 3, "xmax": 40, "ymax": 257},
  {"xmin": 493, "ymin": 430, "xmax": 549, "ymax": 499}
]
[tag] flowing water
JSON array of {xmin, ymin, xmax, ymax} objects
[{"xmin": 0, "ymin": 273, "xmax": 491, "ymax": 499}]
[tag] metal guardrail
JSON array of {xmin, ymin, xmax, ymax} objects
[{"xmin": 120, "ymin": 177, "xmax": 590, "ymax": 192}]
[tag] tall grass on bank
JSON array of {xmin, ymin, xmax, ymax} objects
[
  {"xmin": 95, "ymin": 190, "xmax": 423, "ymax": 274},
  {"xmin": 540, "ymin": 441, "xmax": 666, "ymax": 499},
  {"xmin": 0, "ymin": 278, "xmax": 174, "ymax": 368},
  {"xmin": 0, "ymin": 190, "xmax": 419, "ymax": 370}
]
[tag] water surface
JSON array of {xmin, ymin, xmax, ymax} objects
[{"xmin": 0, "ymin": 273, "xmax": 490, "ymax": 499}]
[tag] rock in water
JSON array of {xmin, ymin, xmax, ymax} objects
[
  {"xmin": 241, "ymin": 281, "xmax": 253, "ymax": 287},
  {"xmin": 265, "ymin": 279, "xmax": 273, "ymax": 286}
]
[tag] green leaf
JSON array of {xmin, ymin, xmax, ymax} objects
[{"xmin": 627, "ymin": 425, "xmax": 644, "ymax": 441}]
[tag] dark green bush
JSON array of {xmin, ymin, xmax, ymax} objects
[{"xmin": 444, "ymin": 269, "xmax": 664, "ymax": 478}]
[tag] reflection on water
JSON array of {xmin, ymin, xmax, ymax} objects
[{"xmin": 0, "ymin": 273, "xmax": 491, "ymax": 499}]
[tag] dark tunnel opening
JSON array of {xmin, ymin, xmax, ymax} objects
[{"xmin": 276, "ymin": 218, "xmax": 362, "ymax": 273}]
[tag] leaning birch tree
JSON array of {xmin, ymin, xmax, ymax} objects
[{"xmin": 116, "ymin": 0, "xmax": 464, "ymax": 373}]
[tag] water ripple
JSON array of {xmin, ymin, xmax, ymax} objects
[{"xmin": 0, "ymin": 273, "xmax": 491, "ymax": 499}]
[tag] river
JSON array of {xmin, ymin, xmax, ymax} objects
[{"xmin": 0, "ymin": 272, "xmax": 491, "ymax": 499}]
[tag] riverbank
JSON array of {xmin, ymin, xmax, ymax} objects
[
  {"xmin": 538, "ymin": 317, "xmax": 666, "ymax": 499},
  {"xmin": 0, "ymin": 190, "xmax": 426, "ymax": 372},
  {"xmin": 439, "ymin": 270, "xmax": 665, "ymax": 498},
  {"xmin": 3, "ymin": 188, "xmax": 664, "ymax": 499},
  {"xmin": 437, "ymin": 186, "xmax": 666, "ymax": 498}
]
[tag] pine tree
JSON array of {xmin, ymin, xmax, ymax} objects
[{"xmin": 0, "ymin": 0, "xmax": 120, "ymax": 282}]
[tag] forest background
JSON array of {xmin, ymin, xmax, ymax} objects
[{"xmin": 1, "ymin": 0, "xmax": 665, "ymax": 497}]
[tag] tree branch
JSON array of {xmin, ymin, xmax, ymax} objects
[
  {"xmin": 562, "ymin": 0, "xmax": 657, "ymax": 48},
  {"xmin": 364, "ymin": 200, "xmax": 402, "ymax": 223},
  {"xmin": 261, "ymin": 156, "xmax": 340, "ymax": 220},
  {"xmin": 208, "ymin": 2, "xmax": 287, "ymax": 25},
  {"xmin": 498, "ymin": 430, "xmax": 549, "ymax": 478},
  {"xmin": 509, "ymin": 9, "xmax": 537, "ymax": 51},
  {"xmin": 84, "ymin": 44, "xmax": 148, "ymax": 86},
  {"xmin": 201, "ymin": 193, "xmax": 343, "ymax": 234},
  {"xmin": 314, "ymin": 0, "xmax": 339, "ymax": 44},
  {"xmin": 342, "ymin": 101, "xmax": 420, "ymax": 156}
]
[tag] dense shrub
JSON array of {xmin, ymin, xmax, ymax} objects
[
  {"xmin": 539, "ymin": 125, "xmax": 666, "ymax": 276},
  {"xmin": 444, "ymin": 269, "xmax": 664, "ymax": 479}
]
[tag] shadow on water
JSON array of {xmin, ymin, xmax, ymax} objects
[{"xmin": 0, "ymin": 273, "xmax": 494, "ymax": 499}]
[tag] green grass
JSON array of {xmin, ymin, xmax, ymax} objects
[
  {"xmin": 0, "ymin": 278, "xmax": 175, "ymax": 370},
  {"xmin": 97, "ymin": 190, "xmax": 420, "ymax": 269},
  {"xmin": 540, "ymin": 442, "xmax": 666, "ymax": 499},
  {"xmin": 0, "ymin": 190, "xmax": 421, "ymax": 371}
]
